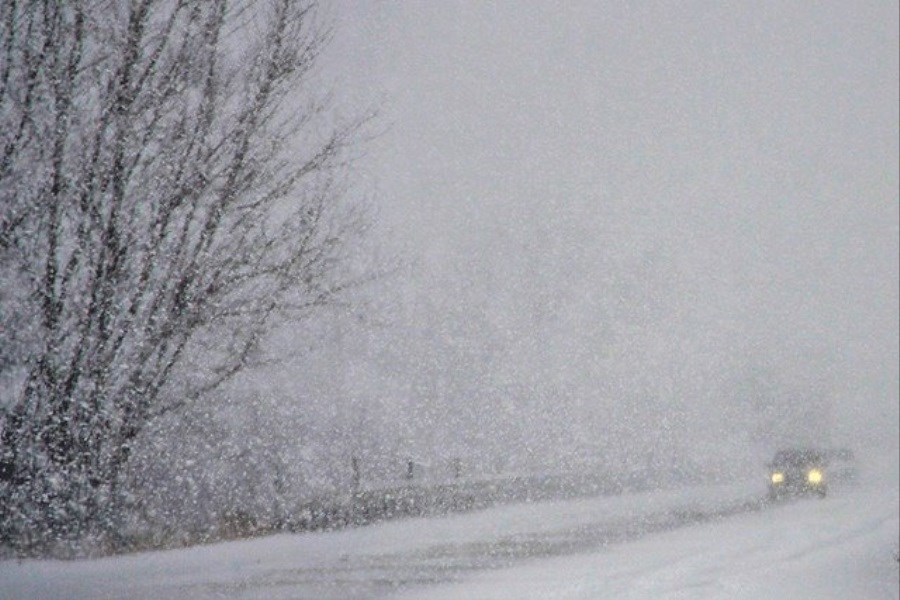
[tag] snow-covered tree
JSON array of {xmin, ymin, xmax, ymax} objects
[{"xmin": 0, "ymin": 0, "xmax": 369, "ymax": 555}]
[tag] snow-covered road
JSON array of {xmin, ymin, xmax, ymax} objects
[
  {"xmin": 397, "ymin": 481, "xmax": 898, "ymax": 600},
  {"xmin": 1, "ymin": 477, "xmax": 896, "ymax": 599}
]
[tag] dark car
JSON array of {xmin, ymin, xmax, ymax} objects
[{"xmin": 768, "ymin": 448, "xmax": 828, "ymax": 500}]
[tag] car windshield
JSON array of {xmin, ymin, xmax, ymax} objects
[{"xmin": 772, "ymin": 450, "xmax": 825, "ymax": 468}]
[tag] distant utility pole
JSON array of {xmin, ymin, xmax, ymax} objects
[
  {"xmin": 351, "ymin": 456, "xmax": 361, "ymax": 491},
  {"xmin": 452, "ymin": 457, "xmax": 462, "ymax": 480}
]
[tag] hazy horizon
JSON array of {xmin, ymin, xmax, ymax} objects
[{"xmin": 308, "ymin": 0, "xmax": 900, "ymax": 475}]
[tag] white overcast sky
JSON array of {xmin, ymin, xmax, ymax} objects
[{"xmin": 321, "ymin": 1, "xmax": 898, "ymax": 458}]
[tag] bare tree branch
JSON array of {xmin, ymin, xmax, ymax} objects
[{"xmin": 0, "ymin": 0, "xmax": 374, "ymax": 556}]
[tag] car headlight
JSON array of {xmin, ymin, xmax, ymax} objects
[
  {"xmin": 807, "ymin": 469, "xmax": 823, "ymax": 484},
  {"xmin": 771, "ymin": 472, "xmax": 784, "ymax": 484}
]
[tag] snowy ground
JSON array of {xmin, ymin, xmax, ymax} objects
[
  {"xmin": 396, "ymin": 481, "xmax": 899, "ymax": 600},
  {"xmin": 1, "ymin": 476, "xmax": 897, "ymax": 599}
]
